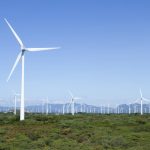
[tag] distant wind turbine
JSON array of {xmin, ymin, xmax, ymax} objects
[
  {"xmin": 128, "ymin": 103, "xmax": 131, "ymax": 114},
  {"xmin": 107, "ymin": 104, "xmax": 110, "ymax": 114},
  {"xmin": 133, "ymin": 89, "xmax": 150, "ymax": 115},
  {"xmin": 62, "ymin": 104, "xmax": 65, "ymax": 115},
  {"xmin": 5, "ymin": 19, "xmax": 60, "ymax": 121},
  {"xmin": 46, "ymin": 97, "xmax": 49, "ymax": 115},
  {"xmin": 139, "ymin": 89, "xmax": 143, "ymax": 115},
  {"xmin": 13, "ymin": 92, "xmax": 20, "ymax": 115},
  {"xmin": 80, "ymin": 103, "xmax": 83, "ymax": 113},
  {"xmin": 139, "ymin": 89, "xmax": 150, "ymax": 115},
  {"xmin": 68, "ymin": 91, "xmax": 81, "ymax": 115}
]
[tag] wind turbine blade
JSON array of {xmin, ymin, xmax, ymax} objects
[
  {"xmin": 143, "ymin": 98, "xmax": 150, "ymax": 103},
  {"xmin": 140, "ymin": 88, "xmax": 143, "ymax": 98},
  {"xmin": 26, "ymin": 47, "xmax": 60, "ymax": 52},
  {"xmin": 133, "ymin": 99, "xmax": 140, "ymax": 103},
  {"xmin": 7, "ymin": 52, "xmax": 22, "ymax": 82},
  {"xmin": 4, "ymin": 18, "xmax": 24, "ymax": 47},
  {"xmin": 68, "ymin": 90, "xmax": 74, "ymax": 98},
  {"xmin": 74, "ymin": 97, "xmax": 82, "ymax": 100}
]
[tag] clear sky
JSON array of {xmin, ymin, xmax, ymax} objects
[{"xmin": 0, "ymin": 0, "xmax": 150, "ymax": 106}]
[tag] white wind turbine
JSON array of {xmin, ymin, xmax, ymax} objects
[
  {"xmin": 140, "ymin": 89, "xmax": 143, "ymax": 115},
  {"xmin": 139, "ymin": 89, "xmax": 150, "ymax": 115},
  {"xmin": 46, "ymin": 97, "xmax": 49, "ymax": 115},
  {"xmin": 136, "ymin": 89, "xmax": 146, "ymax": 115},
  {"xmin": 80, "ymin": 103, "xmax": 83, "ymax": 113},
  {"xmin": 68, "ymin": 91, "xmax": 81, "ymax": 115},
  {"xmin": 62, "ymin": 103, "xmax": 65, "ymax": 115},
  {"xmin": 133, "ymin": 89, "xmax": 150, "ymax": 115},
  {"xmin": 5, "ymin": 19, "xmax": 60, "ymax": 121},
  {"xmin": 13, "ymin": 92, "xmax": 20, "ymax": 115},
  {"xmin": 61, "ymin": 100, "xmax": 66, "ymax": 115},
  {"xmin": 128, "ymin": 103, "xmax": 131, "ymax": 114},
  {"xmin": 42, "ymin": 99, "xmax": 48, "ymax": 114}
]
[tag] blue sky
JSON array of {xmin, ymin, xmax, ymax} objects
[{"xmin": 0, "ymin": 0, "xmax": 150, "ymax": 105}]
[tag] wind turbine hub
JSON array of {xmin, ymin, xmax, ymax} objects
[{"xmin": 21, "ymin": 49, "xmax": 26, "ymax": 54}]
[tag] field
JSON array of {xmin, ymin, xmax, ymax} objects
[{"xmin": 0, "ymin": 113, "xmax": 150, "ymax": 150}]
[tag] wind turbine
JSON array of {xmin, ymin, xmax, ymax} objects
[
  {"xmin": 116, "ymin": 104, "xmax": 119, "ymax": 114},
  {"xmin": 5, "ymin": 19, "xmax": 60, "ymax": 121},
  {"xmin": 68, "ymin": 91, "xmax": 81, "ymax": 115},
  {"xmin": 128, "ymin": 103, "xmax": 131, "ymax": 114},
  {"xmin": 140, "ymin": 89, "xmax": 150, "ymax": 115},
  {"xmin": 13, "ymin": 92, "xmax": 20, "ymax": 115},
  {"xmin": 42, "ymin": 99, "xmax": 48, "ymax": 114},
  {"xmin": 62, "ymin": 100, "xmax": 67, "ymax": 115},
  {"xmin": 46, "ymin": 97, "xmax": 49, "ymax": 115},
  {"xmin": 62, "ymin": 103, "xmax": 65, "ymax": 115},
  {"xmin": 140, "ymin": 89, "xmax": 143, "ymax": 115},
  {"xmin": 132, "ymin": 89, "xmax": 150, "ymax": 115},
  {"xmin": 80, "ymin": 103, "xmax": 83, "ymax": 113},
  {"xmin": 107, "ymin": 104, "xmax": 110, "ymax": 114}
]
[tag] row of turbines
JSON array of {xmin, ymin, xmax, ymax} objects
[
  {"xmin": 1, "ymin": 99, "xmax": 150, "ymax": 115},
  {"xmin": 3, "ymin": 19, "xmax": 150, "ymax": 121},
  {"xmin": 10, "ymin": 91, "xmax": 82, "ymax": 116},
  {"xmin": 1, "ymin": 89, "xmax": 150, "ymax": 116}
]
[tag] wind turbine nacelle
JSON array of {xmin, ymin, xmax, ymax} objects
[{"xmin": 21, "ymin": 49, "xmax": 26, "ymax": 53}]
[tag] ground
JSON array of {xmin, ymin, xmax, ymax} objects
[{"xmin": 0, "ymin": 113, "xmax": 150, "ymax": 150}]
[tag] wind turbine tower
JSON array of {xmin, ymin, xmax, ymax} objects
[
  {"xmin": 62, "ymin": 104, "xmax": 65, "ymax": 115},
  {"xmin": 107, "ymin": 104, "xmax": 110, "ymax": 114},
  {"xmin": 129, "ymin": 103, "xmax": 131, "ymax": 114},
  {"xmin": 140, "ymin": 89, "xmax": 143, "ymax": 115},
  {"xmin": 46, "ymin": 97, "xmax": 49, "ymax": 115}
]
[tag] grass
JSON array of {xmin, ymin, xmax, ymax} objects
[{"xmin": 0, "ymin": 113, "xmax": 150, "ymax": 150}]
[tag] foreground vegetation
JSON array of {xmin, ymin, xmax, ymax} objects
[{"xmin": 0, "ymin": 113, "xmax": 150, "ymax": 150}]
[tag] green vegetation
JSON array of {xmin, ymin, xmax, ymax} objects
[{"xmin": 0, "ymin": 113, "xmax": 150, "ymax": 150}]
